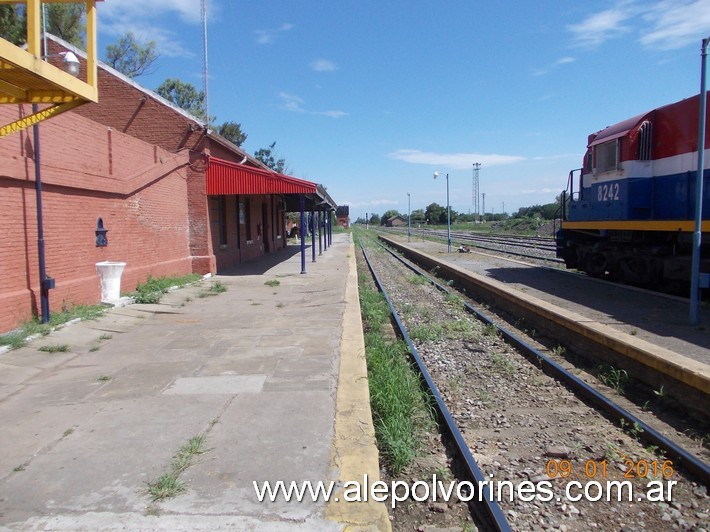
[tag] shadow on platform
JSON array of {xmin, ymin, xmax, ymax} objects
[{"xmin": 218, "ymin": 243, "xmax": 316, "ymax": 276}]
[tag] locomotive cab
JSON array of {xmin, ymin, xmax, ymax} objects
[{"xmin": 556, "ymin": 93, "xmax": 710, "ymax": 288}]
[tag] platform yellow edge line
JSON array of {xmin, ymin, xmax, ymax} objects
[{"xmin": 325, "ymin": 237, "xmax": 392, "ymax": 531}]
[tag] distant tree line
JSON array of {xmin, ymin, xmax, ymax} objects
[
  {"xmin": 354, "ymin": 197, "xmax": 561, "ymax": 226},
  {"xmin": 0, "ymin": 4, "xmax": 284, "ymax": 171}
]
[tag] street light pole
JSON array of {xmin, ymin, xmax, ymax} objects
[
  {"xmin": 690, "ymin": 35, "xmax": 709, "ymax": 325},
  {"xmin": 434, "ymin": 172, "xmax": 451, "ymax": 252},
  {"xmin": 407, "ymin": 192, "xmax": 411, "ymax": 242}
]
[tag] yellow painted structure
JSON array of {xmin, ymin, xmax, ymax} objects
[{"xmin": 0, "ymin": 0, "xmax": 102, "ymax": 136}]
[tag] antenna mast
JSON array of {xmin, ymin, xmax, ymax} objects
[
  {"xmin": 201, "ymin": 0, "xmax": 209, "ymax": 127},
  {"xmin": 472, "ymin": 163, "xmax": 481, "ymax": 222}
]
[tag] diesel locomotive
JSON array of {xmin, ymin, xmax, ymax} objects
[{"xmin": 556, "ymin": 93, "xmax": 709, "ymax": 288}]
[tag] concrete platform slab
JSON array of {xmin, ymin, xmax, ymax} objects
[{"xmin": 0, "ymin": 234, "xmax": 390, "ymax": 530}]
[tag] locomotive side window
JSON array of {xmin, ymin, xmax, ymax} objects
[
  {"xmin": 595, "ymin": 139, "xmax": 619, "ymax": 173},
  {"xmin": 637, "ymin": 120, "xmax": 652, "ymax": 160},
  {"xmin": 585, "ymin": 150, "xmax": 593, "ymax": 173}
]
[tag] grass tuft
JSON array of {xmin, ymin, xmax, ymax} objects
[
  {"xmin": 38, "ymin": 344, "xmax": 69, "ymax": 353},
  {"xmin": 133, "ymin": 274, "xmax": 202, "ymax": 304},
  {"xmin": 147, "ymin": 433, "xmax": 208, "ymax": 502}
]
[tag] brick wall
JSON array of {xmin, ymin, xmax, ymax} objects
[{"xmin": 0, "ymin": 105, "xmax": 192, "ymax": 333}]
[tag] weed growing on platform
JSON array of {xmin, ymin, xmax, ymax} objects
[
  {"xmin": 199, "ymin": 281, "xmax": 227, "ymax": 298},
  {"xmin": 133, "ymin": 274, "xmax": 201, "ymax": 304},
  {"xmin": 264, "ymin": 279, "xmax": 280, "ymax": 287},
  {"xmin": 147, "ymin": 433, "xmax": 208, "ymax": 501},
  {"xmin": 597, "ymin": 364, "xmax": 629, "ymax": 394},
  {"xmin": 0, "ymin": 303, "xmax": 108, "ymax": 350},
  {"xmin": 38, "ymin": 344, "xmax": 69, "ymax": 353}
]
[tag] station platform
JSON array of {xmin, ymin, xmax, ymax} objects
[{"xmin": 0, "ymin": 233, "xmax": 391, "ymax": 531}]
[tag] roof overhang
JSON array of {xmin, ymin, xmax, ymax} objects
[
  {"xmin": 205, "ymin": 156, "xmax": 337, "ymax": 211},
  {"xmin": 206, "ymin": 156, "xmax": 317, "ymax": 195}
]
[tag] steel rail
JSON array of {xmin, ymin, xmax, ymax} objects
[
  {"xmin": 359, "ymin": 243, "xmax": 512, "ymax": 532},
  {"xmin": 381, "ymin": 227, "xmax": 564, "ymax": 264},
  {"xmin": 372, "ymin": 235, "xmax": 710, "ymax": 489}
]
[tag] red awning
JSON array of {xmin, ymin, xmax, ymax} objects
[{"xmin": 205, "ymin": 156, "xmax": 317, "ymax": 195}]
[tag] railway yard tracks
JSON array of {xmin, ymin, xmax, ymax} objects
[
  {"xmin": 355, "ymin": 231, "xmax": 709, "ymax": 531},
  {"xmin": 380, "ymin": 226, "xmax": 562, "ymax": 265}
]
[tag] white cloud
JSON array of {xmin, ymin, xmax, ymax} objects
[
  {"xmin": 343, "ymin": 199, "xmax": 399, "ymax": 208},
  {"xmin": 531, "ymin": 56, "xmax": 575, "ymax": 77},
  {"xmin": 254, "ymin": 23, "xmax": 294, "ymax": 45},
  {"xmin": 566, "ymin": 3, "xmax": 636, "ymax": 48},
  {"xmin": 311, "ymin": 59, "xmax": 337, "ymax": 72},
  {"xmin": 640, "ymin": 0, "xmax": 710, "ymax": 50},
  {"xmin": 567, "ymin": 1, "xmax": 710, "ymax": 51},
  {"xmin": 278, "ymin": 93, "xmax": 347, "ymax": 118},
  {"xmin": 278, "ymin": 92, "xmax": 306, "ymax": 113},
  {"xmin": 388, "ymin": 149, "xmax": 525, "ymax": 169},
  {"xmin": 98, "ymin": 0, "xmax": 212, "ymax": 57}
]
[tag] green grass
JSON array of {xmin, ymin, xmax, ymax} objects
[
  {"xmin": 147, "ymin": 433, "xmax": 208, "ymax": 502},
  {"xmin": 0, "ymin": 303, "xmax": 109, "ymax": 351},
  {"xmin": 133, "ymin": 274, "xmax": 202, "ymax": 304},
  {"xmin": 198, "ymin": 281, "xmax": 228, "ymax": 298},
  {"xmin": 264, "ymin": 279, "xmax": 280, "ymax": 287},
  {"xmin": 405, "ymin": 274, "xmax": 429, "ymax": 286},
  {"xmin": 38, "ymin": 344, "xmax": 69, "ymax": 353},
  {"xmin": 409, "ymin": 323, "xmax": 445, "ymax": 342},
  {"xmin": 597, "ymin": 364, "xmax": 629, "ymax": 394},
  {"xmin": 358, "ymin": 274, "xmax": 434, "ymax": 474}
]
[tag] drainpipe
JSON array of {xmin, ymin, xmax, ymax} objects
[{"xmin": 33, "ymin": 104, "xmax": 50, "ymax": 323}]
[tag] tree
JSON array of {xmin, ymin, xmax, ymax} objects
[
  {"xmin": 369, "ymin": 214, "xmax": 381, "ymax": 226},
  {"xmin": 217, "ymin": 121, "xmax": 247, "ymax": 147},
  {"xmin": 45, "ymin": 3, "xmax": 85, "ymax": 48},
  {"xmin": 105, "ymin": 32, "xmax": 158, "ymax": 78},
  {"xmin": 425, "ymin": 202, "xmax": 446, "ymax": 225},
  {"xmin": 254, "ymin": 141, "xmax": 287, "ymax": 173},
  {"xmin": 0, "ymin": 5, "xmax": 25, "ymax": 45},
  {"xmin": 0, "ymin": 4, "xmax": 84, "ymax": 47},
  {"xmin": 155, "ymin": 78, "xmax": 209, "ymax": 121}
]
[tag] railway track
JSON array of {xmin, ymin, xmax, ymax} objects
[
  {"xmin": 356, "ymin": 232, "xmax": 709, "ymax": 531},
  {"xmin": 379, "ymin": 226, "xmax": 563, "ymax": 264}
]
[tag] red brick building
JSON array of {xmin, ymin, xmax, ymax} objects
[{"xmin": 0, "ymin": 35, "xmax": 335, "ymax": 333}]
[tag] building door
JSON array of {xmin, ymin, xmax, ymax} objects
[{"xmin": 262, "ymin": 202, "xmax": 270, "ymax": 253}]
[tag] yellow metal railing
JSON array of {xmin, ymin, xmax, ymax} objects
[{"xmin": 0, "ymin": 0, "xmax": 101, "ymax": 136}]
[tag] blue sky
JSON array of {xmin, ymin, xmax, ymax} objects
[{"xmin": 96, "ymin": 1, "xmax": 710, "ymax": 220}]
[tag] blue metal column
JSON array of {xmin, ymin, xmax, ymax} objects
[
  {"xmin": 323, "ymin": 212, "xmax": 328, "ymax": 251},
  {"xmin": 311, "ymin": 208, "xmax": 316, "ymax": 262},
  {"xmin": 318, "ymin": 210, "xmax": 323, "ymax": 256},
  {"xmin": 329, "ymin": 209, "xmax": 333, "ymax": 246},
  {"xmin": 300, "ymin": 195, "xmax": 306, "ymax": 274},
  {"xmin": 690, "ymin": 36, "xmax": 709, "ymax": 324}
]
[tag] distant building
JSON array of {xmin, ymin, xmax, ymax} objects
[
  {"xmin": 387, "ymin": 215, "xmax": 407, "ymax": 227},
  {"xmin": 336, "ymin": 206, "xmax": 350, "ymax": 228}
]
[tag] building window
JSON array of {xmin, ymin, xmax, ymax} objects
[
  {"xmin": 245, "ymin": 199, "xmax": 252, "ymax": 240},
  {"xmin": 217, "ymin": 196, "xmax": 228, "ymax": 246}
]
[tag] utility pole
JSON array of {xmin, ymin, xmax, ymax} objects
[
  {"xmin": 481, "ymin": 193, "xmax": 486, "ymax": 221},
  {"xmin": 472, "ymin": 163, "xmax": 481, "ymax": 222}
]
